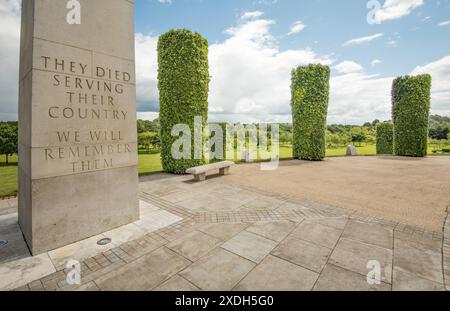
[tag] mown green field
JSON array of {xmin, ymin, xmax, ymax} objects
[
  {"xmin": 138, "ymin": 151, "xmax": 163, "ymax": 174},
  {"xmin": 0, "ymin": 154, "xmax": 18, "ymax": 198},
  {"xmin": 326, "ymin": 144, "xmax": 376, "ymax": 157},
  {"xmin": 1, "ymin": 144, "xmax": 449, "ymax": 198}
]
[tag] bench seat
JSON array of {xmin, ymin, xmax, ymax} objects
[{"xmin": 186, "ymin": 161, "xmax": 234, "ymax": 181}]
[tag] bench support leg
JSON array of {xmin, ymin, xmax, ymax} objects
[
  {"xmin": 219, "ymin": 167, "xmax": 230, "ymax": 176},
  {"xmin": 194, "ymin": 173, "xmax": 206, "ymax": 181}
]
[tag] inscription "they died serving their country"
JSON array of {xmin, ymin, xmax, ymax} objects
[{"xmin": 37, "ymin": 55, "xmax": 136, "ymax": 174}]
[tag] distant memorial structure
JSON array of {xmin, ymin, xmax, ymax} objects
[
  {"xmin": 346, "ymin": 145, "xmax": 357, "ymax": 156},
  {"xmin": 18, "ymin": 0, "xmax": 139, "ymax": 254}
]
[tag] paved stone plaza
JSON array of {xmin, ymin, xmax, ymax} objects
[{"xmin": 1, "ymin": 167, "xmax": 449, "ymax": 291}]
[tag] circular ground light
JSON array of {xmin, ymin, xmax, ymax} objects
[
  {"xmin": 97, "ymin": 238, "xmax": 112, "ymax": 246},
  {"xmin": 0, "ymin": 240, "xmax": 8, "ymax": 247}
]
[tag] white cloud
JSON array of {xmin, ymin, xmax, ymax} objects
[
  {"xmin": 241, "ymin": 11, "xmax": 264, "ymax": 20},
  {"xmin": 137, "ymin": 111, "xmax": 159, "ymax": 121},
  {"xmin": 387, "ymin": 39, "xmax": 398, "ymax": 47},
  {"xmin": 438, "ymin": 21, "xmax": 450, "ymax": 26},
  {"xmin": 208, "ymin": 17, "xmax": 332, "ymax": 123},
  {"xmin": 134, "ymin": 33, "xmax": 159, "ymax": 113},
  {"xmin": 157, "ymin": 0, "xmax": 172, "ymax": 5},
  {"xmin": 0, "ymin": 0, "xmax": 20, "ymax": 121},
  {"xmin": 412, "ymin": 54, "xmax": 450, "ymax": 116},
  {"xmin": 374, "ymin": 0, "xmax": 424, "ymax": 23},
  {"xmin": 343, "ymin": 33, "xmax": 384, "ymax": 46},
  {"xmin": 386, "ymin": 32, "xmax": 400, "ymax": 47},
  {"xmin": 329, "ymin": 63, "xmax": 393, "ymax": 124},
  {"xmin": 287, "ymin": 21, "xmax": 305, "ymax": 36},
  {"xmin": 371, "ymin": 59, "xmax": 382, "ymax": 66},
  {"xmin": 0, "ymin": 0, "xmax": 20, "ymax": 13},
  {"xmin": 329, "ymin": 73, "xmax": 393, "ymax": 124},
  {"xmin": 334, "ymin": 61, "xmax": 363, "ymax": 74}
]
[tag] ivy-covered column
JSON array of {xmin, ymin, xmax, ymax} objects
[
  {"xmin": 157, "ymin": 29, "xmax": 210, "ymax": 173},
  {"xmin": 291, "ymin": 64, "xmax": 330, "ymax": 161},
  {"xmin": 376, "ymin": 122, "xmax": 394, "ymax": 155},
  {"xmin": 392, "ymin": 74, "xmax": 431, "ymax": 157}
]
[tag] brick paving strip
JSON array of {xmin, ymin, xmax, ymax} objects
[
  {"xmin": 9, "ymin": 176, "xmax": 448, "ymax": 291},
  {"xmin": 443, "ymin": 213, "xmax": 450, "ymax": 290}
]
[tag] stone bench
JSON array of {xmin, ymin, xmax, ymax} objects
[{"xmin": 186, "ymin": 161, "xmax": 234, "ymax": 181}]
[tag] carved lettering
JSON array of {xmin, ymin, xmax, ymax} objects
[{"xmin": 41, "ymin": 55, "xmax": 134, "ymax": 175}]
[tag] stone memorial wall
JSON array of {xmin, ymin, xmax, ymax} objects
[{"xmin": 18, "ymin": 0, "xmax": 139, "ymax": 254}]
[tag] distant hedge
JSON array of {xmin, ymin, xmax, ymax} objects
[
  {"xmin": 291, "ymin": 64, "xmax": 330, "ymax": 161},
  {"xmin": 158, "ymin": 29, "xmax": 210, "ymax": 173},
  {"xmin": 392, "ymin": 74, "xmax": 431, "ymax": 157},
  {"xmin": 376, "ymin": 122, "xmax": 393, "ymax": 155}
]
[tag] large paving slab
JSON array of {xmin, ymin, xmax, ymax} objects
[
  {"xmin": 0, "ymin": 213, "xmax": 31, "ymax": 264},
  {"xmin": 74, "ymin": 282, "xmax": 101, "ymax": 292},
  {"xmin": 153, "ymin": 275, "xmax": 199, "ymax": 291},
  {"xmin": 95, "ymin": 247, "xmax": 191, "ymax": 291},
  {"xmin": 179, "ymin": 248, "xmax": 256, "ymax": 291},
  {"xmin": 166, "ymin": 230, "xmax": 222, "ymax": 261},
  {"xmin": 139, "ymin": 200, "xmax": 160, "ymax": 216},
  {"xmin": 245, "ymin": 220, "xmax": 297, "ymax": 242},
  {"xmin": 103, "ymin": 223, "xmax": 146, "ymax": 246},
  {"xmin": 393, "ymin": 238, "xmax": 443, "ymax": 284},
  {"xmin": 394, "ymin": 230, "xmax": 442, "ymax": 250},
  {"xmin": 392, "ymin": 268, "xmax": 445, "ymax": 291},
  {"xmin": 0, "ymin": 253, "xmax": 56, "ymax": 290},
  {"xmin": 290, "ymin": 220, "xmax": 342, "ymax": 249},
  {"xmin": 242, "ymin": 196, "xmax": 285, "ymax": 211},
  {"xmin": 272, "ymin": 236, "xmax": 332, "ymax": 273},
  {"xmin": 197, "ymin": 223, "xmax": 249, "ymax": 241},
  {"xmin": 201, "ymin": 198, "xmax": 247, "ymax": 212},
  {"xmin": 221, "ymin": 231, "xmax": 278, "ymax": 264},
  {"xmin": 134, "ymin": 210, "xmax": 182, "ymax": 232},
  {"xmin": 313, "ymin": 264, "xmax": 391, "ymax": 291},
  {"xmin": 329, "ymin": 238, "xmax": 393, "ymax": 284},
  {"xmin": 307, "ymin": 216, "xmax": 349, "ymax": 230},
  {"xmin": 0, "ymin": 199, "xmax": 17, "ymax": 217},
  {"xmin": 342, "ymin": 220, "xmax": 393, "ymax": 249},
  {"xmin": 234, "ymin": 255, "xmax": 318, "ymax": 291}
]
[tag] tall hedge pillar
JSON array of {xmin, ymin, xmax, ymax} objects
[
  {"xmin": 376, "ymin": 122, "xmax": 393, "ymax": 155},
  {"xmin": 158, "ymin": 29, "xmax": 210, "ymax": 173},
  {"xmin": 392, "ymin": 74, "xmax": 431, "ymax": 157},
  {"xmin": 291, "ymin": 64, "xmax": 330, "ymax": 161}
]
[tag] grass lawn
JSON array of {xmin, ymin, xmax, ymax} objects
[
  {"xmin": 1, "ymin": 144, "xmax": 449, "ymax": 198},
  {"xmin": 138, "ymin": 151, "xmax": 163, "ymax": 174},
  {"xmin": 326, "ymin": 144, "xmax": 376, "ymax": 157},
  {"xmin": 279, "ymin": 145, "xmax": 293, "ymax": 159},
  {"xmin": 0, "ymin": 154, "xmax": 18, "ymax": 198},
  {"xmin": 325, "ymin": 144, "xmax": 450, "ymax": 157}
]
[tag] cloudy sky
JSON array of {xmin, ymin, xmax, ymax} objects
[{"xmin": 1, "ymin": 0, "xmax": 450, "ymax": 124}]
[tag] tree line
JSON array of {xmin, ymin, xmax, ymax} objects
[
  {"xmin": 1, "ymin": 115, "xmax": 449, "ymax": 162},
  {"xmin": 0, "ymin": 121, "xmax": 18, "ymax": 164}
]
